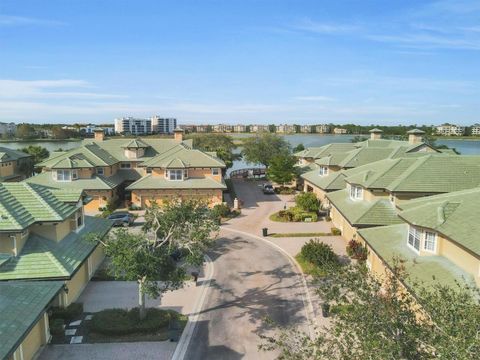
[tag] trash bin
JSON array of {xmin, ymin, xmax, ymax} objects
[{"xmin": 262, "ymin": 228, "xmax": 268, "ymax": 237}]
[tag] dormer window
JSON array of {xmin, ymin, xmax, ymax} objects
[
  {"xmin": 408, "ymin": 226, "xmax": 421, "ymax": 252},
  {"xmin": 319, "ymin": 166, "xmax": 328, "ymax": 176},
  {"xmin": 424, "ymin": 231, "xmax": 437, "ymax": 253},
  {"xmin": 97, "ymin": 167, "xmax": 104, "ymax": 175},
  {"xmin": 349, "ymin": 185, "xmax": 363, "ymax": 200},
  {"xmin": 167, "ymin": 169, "xmax": 184, "ymax": 181},
  {"xmin": 54, "ymin": 169, "xmax": 77, "ymax": 182},
  {"xmin": 212, "ymin": 168, "xmax": 219, "ymax": 176}
]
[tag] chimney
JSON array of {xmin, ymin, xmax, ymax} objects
[
  {"xmin": 369, "ymin": 128, "xmax": 383, "ymax": 140},
  {"xmin": 94, "ymin": 128, "xmax": 105, "ymax": 141},
  {"xmin": 407, "ymin": 129, "xmax": 425, "ymax": 145},
  {"xmin": 174, "ymin": 127, "xmax": 184, "ymax": 142}
]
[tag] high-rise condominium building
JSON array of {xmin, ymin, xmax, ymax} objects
[
  {"xmin": 435, "ymin": 124, "xmax": 465, "ymax": 136},
  {"xmin": 151, "ymin": 116, "xmax": 177, "ymax": 134},
  {"xmin": 114, "ymin": 117, "xmax": 152, "ymax": 135}
]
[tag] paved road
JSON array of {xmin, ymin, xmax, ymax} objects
[{"xmin": 184, "ymin": 231, "xmax": 309, "ymax": 360}]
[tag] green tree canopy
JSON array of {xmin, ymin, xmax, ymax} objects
[
  {"xmin": 99, "ymin": 200, "xmax": 219, "ymax": 319},
  {"xmin": 292, "ymin": 143, "xmax": 305, "ymax": 153},
  {"xmin": 20, "ymin": 145, "xmax": 49, "ymax": 164},
  {"xmin": 189, "ymin": 133, "xmax": 241, "ymax": 169},
  {"xmin": 295, "ymin": 192, "xmax": 320, "ymax": 212},
  {"xmin": 15, "ymin": 124, "xmax": 37, "ymax": 139},
  {"xmin": 261, "ymin": 260, "xmax": 480, "ymax": 359},
  {"xmin": 242, "ymin": 133, "xmax": 290, "ymax": 167},
  {"xmin": 267, "ymin": 154, "xmax": 297, "ymax": 186}
]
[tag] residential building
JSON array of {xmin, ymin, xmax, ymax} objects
[
  {"xmin": 1, "ymin": 281, "xmax": 64, "ymax": 360},
  {"xmin": 233, "ymin": 124, "xmax": 247, "ymax": 133},
  {"xmin": 195, "ymin": 125, "xmax": 210, "ymax": 133},
  {"xmin": 358, "ymin": 187, "xmax": 480, "ymax": 297},
  {"xmin": 435, "ymin": 123, "xmax": 465, "ymax": 136},
  {"xmin": 325, "ymin": 155, "xmax": 480, "ymax": 242},
  {"xmin": 300, "ymin": 125, "xmax": 312, "ymax": 133},
  {"xmin": 251, "ymin": 124, "xmax": 269, "ymax": 133},
  {"xmin": 179, "ymin": 124, "xmax": 196, "ymax": 133},
  {"xmin": 27, "ymin": 129, "xmax": 226, "ymax": 212},
  {"xmin": 114, "ymin": 117, "xmax": 152, "ymax": 135},
  {"xmin": 275, "ymin": 124, "xmax": 295, "ymax": 133},
  {"xmin": 213, "ymin": 124, "xmax": 233, "ymax": 133},
  {"xmin": 471, "ymin": 123, "xmax": 480, "ymax": 135},
  {"xmin": 315, "ymin": 124, "xmax": 330, "ymax": 134},
  {"xmin": 0, "ymin": 122, "xmax": 16, "ymax": 136},
  {"xmin": 151, "ymin": 116, "xmax": 177, "ymax": 134},
  {"xmin": 80, "ymin": 125, "xmax": 114, "ymax": 137},
  {"xmin": 333, "ymin": 127, "xmax": 348, "ymax": 134},
  {"xmin": 0, "ymin": 147, "xmax": 32, "ymax": 181}
]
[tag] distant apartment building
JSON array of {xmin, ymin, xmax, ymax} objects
[
  {"xmin": 195, "ymin": 125, "xmax": 209, "ymax": 133},
  {"xmin": 300, "ymin": 125, "xmax": 312, "ymax": 133},
  {"xmin": 315, "ymin": 124, "xmax": 330, "ymax": 134},
  {"xmin": 213, "ymin": 124, "xmax": 233, "ymax": 133},
  {"xmin": 0, "ymin": 122, "xmax": 16, "ymax": 136},
  {"xmin": 233, "ymin": 124, "xmax": 247, "ymax": 133},
  {"xmin": 435, "ymin": 123, "xmax": 465, "ymax": 136},
  {"xmin": 276, "ymin": 124, "xmax": 295, "ymax": 133},
  {"xmin": 333, "ymin": 127, "xmax": 348, "ymax": 134},
  {"xmin": 471, "ymin": 124, "xmax": 480, "ymax": 136},
  {"xmin": 81, "ymin": 124, "xmax": 114, "ymax": 137},
  {"xmin": 251, "ymin": 125, "xmax": 269, "ymax": 133},
  {"xmin": 151, "ymin": 116, "xmax": 177, "ymax": 134},
  {"xmin": 114, "ymin": 117, "xmax": 152, "ymax": 135},
  {"xmin": 179, "ymin": 124, "xmax": 196, "ymax": 133}
]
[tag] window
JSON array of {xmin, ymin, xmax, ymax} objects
[
  {"xmin": 408, "ymin": 226, "xmax": 421, "ymax": 252},
  {"xmin": 146, "ymin": 168, "xmax": 152, "ymax": 174},
  {"xmin": 349, "ymin": 185, "xmax": 363, "ymax": 200},
  {"xmin": 120, "ymin": 163, "xmax": 131, "ymax": 169},
  {"xmin": 168, "ymin": 169, "xmax": 183, "ymax": 180},
  {"xmin": 424, "ymin": 231, "xmax": 437, "ymax": 252},
  {"xmin": 56, "ymin": 169, "xmax": 71, "ymax": 181},
  {"xmin": 212, "ymin": 168, "xmax": 219, "ymax": 175},
  {"xmin": 319, "ymin": 166, "xmax": 328, "ymax": 176},
  {"xmin": 72, "ymin": 170, "xmax": 78, "ymax": 180},
  {"xmin": 97, "ymin": 167, "xmax": 104, "ymax": 175}
]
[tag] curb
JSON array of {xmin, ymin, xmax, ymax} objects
[
  {"xmin": 221, "ymin": 227, "xmax": 317, "ymax": 338},
  {"xmin": 171, "ymin": 254, "xmax": 214, "ymax": 360}
]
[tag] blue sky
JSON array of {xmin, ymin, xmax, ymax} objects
[{"xmin": 0, "ymin": 0, "xmax": 479, "ymax": 125}]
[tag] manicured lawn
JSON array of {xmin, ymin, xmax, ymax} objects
[
  {"xmin": 269, "ymin": 211, "xmax": 290, "ymax": 222},
  {"xmin": 295, "ymin": 253, "xmax": 327, "ymax": 277},
  {"xmin": 269, "ymin": 232, "xmax": 332, "ymax": 238}
]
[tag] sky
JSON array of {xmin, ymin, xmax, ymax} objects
[{"xmin": 0, "ymin": 0, "xmax": 479, "ymax": 125}]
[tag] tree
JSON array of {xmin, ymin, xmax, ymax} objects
[
  {"xmin": 15, "ymin": 124, "xmax": 37, "ymax": 139},
  {"xmin": 295, "ymin": 192, "xmax": 320, "ymax": 212},
  {"xmin": 20, "ymin": 145, "xmax": 50, "ymax": 164},
  {"xmin": 51, "ymin": 126, "xmax": 69, "ymax": 139},
  {"xmin": 260, "ymin": 260, "xmax": 480, "ymax": 359},
  {"xmin": 189, "ymin": 133, "xmax": 241, "ymax": 169},
  {"xmin": 242, "ymin": 132, "xmax": 290, "ymax": 167},
  {"xmin": 293, "ymin": 143, "xmax": 305, "ymax": 153},
  {"xmin": 98, "ymin": 200, "xmax": 219, "ymax": 319},
  {"xmin": 267, "ymin": 154, "xmax": 297, "ymax": 186}
]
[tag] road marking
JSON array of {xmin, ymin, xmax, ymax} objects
[
  {"xmin": 221, "ymin": 227, "xmax": 317, "ymax": 339},
  {"xmin": 171, "ymin": 254, "xmax": 214, "ymax": 360}
]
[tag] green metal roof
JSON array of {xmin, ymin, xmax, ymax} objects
[
  {"xmin": 123, "ymin": 138, "xmax": 150, "ymax": 148},
  {"xmin": 0, "ymin": 183, "xmax": 79, "ymax": 231},
  {"xmin": 142, "ymin": 147, "xmax": 225, "ymax": 168},
  {"xmin": 407, "ymin": 128, "xmax": 426, "ymax": 134},
  {"xmin": 0, "ymin": 147, "xmax": 31, "ymax": 162},
  {"xmin": 126, "ymin": 175, "xmax": 227, "ymax": 190},
  {"xmin": 327, "ymin": 189, "xmax": 402, "ymax": 227},
  {"xmin": 397, "ymin": 187, "xmax": 480, "ymax": 256},
  {"xmin": 0, "ymin": 281, "xmax": 64, "ymax": 360},
  {"xmin": 0, "ymin": 216, "xmax": 112, "ymax": 280},
  {"xmin": 358, "ymin": 224, "xmax": 476, "ymax": 290},
  {"xmin": 369, "ymin": 128, "xmax": 383, "ymax": 133}
]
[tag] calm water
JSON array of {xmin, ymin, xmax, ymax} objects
[{"xmin": 1, "ymin": 135, "xmax": 479, "ymax": 175}]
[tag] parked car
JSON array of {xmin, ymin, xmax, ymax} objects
[
  {"xmin": 108, "ymin": 212, "xmax": 135, "ymax": 227},
  {"xmin": 262, "ymin": 184, "xmax": 275, "ymax": 194}
]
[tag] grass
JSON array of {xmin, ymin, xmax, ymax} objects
[
  {"xmin": 269, "ymin": 211, "xmax": 290, "ymax": 222},
  {"xmin": 269, "ymin": 232, "xmax": 332, "ymax": 238},
  {"xmin": 295, "ymin": 253, "xmax": 327, "ymax": 277}
]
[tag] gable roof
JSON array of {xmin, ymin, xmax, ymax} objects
[
  {"xmin": 0, "ymin": 147, "xmax": 31, "ymax": 162},
  {"xmin": 123, "ymin": 138, "xmax": 150, "ymax": 148},
  {"xmin": 0, "ymin": 183, "xmax": 79, "ymax": 231},
  {"xmin": 141, "ymin": 147, "xmax": 225, "ymax": 168},
  {"xmin": 397, "ymin": 188, "xmax": 480, "ymax": 256},
  {"xmin": 126, "ymin": 174, "xmax": 227, "ymax": 190},
  {"xmin": 0, "ymin": 216, "xmax": 112, "ymax": 280},
  {"xmin": 0, "ymin": 281, "xmax": 64, "ymax": 360}
]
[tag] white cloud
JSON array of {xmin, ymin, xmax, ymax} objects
[{"xmin": 0, "ymin": 15, "xmax": 65, "ymax": 26}]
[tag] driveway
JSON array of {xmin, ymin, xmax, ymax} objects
[{"xmin": 184, "ymin": 231, "xmax": 310, "ymax": 359}]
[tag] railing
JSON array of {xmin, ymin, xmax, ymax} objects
[{"xmin": 229, "ymin": 167, "xmax": 266, "ymax": 179}]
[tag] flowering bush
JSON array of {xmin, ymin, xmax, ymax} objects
[{"xmin": 346, "ymin": 240, "xmax": 367, "ymax": 261}]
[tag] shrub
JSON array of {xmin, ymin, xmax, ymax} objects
[
  {"xmin": 128, "ymin": 203, "xmax": 142, "ymax": 211},
  {"xmin": 90, "ymin": 308, "xmax": 174, "ymax": 336},
  {"xmin": 212, "ymin": 203, "xmax": 231, "ymax": 218},
  {"xmin": 50, "ymin": 303, "xmax": 84, "ymax": 322},
  {"xmin": 331, "ymin": 227, "xmax": 341, "ymax": 236},
  {"xmin": 300, "ymin": 240, "xmax": 339, "ymax": 269},
  {"xmin": 295, "ymin": 192, "xmax": 320, "ymax": 212},
  {"xmin": 49, "ymin": 318, "xmax": 65, "ymax": 336},
  {"xmin": 347, "ymin": 240, "xmax": 368, "ymax": 261},
  {"xmin": 274, "ymin": 186, "xmax": 296, "ymax": 195}
]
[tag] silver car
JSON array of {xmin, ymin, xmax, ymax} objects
[{"xmin": 108, "ymin": 212, "xmax": 135, "ymax": 227}]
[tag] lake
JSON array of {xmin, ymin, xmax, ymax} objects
[{"xmin": 1, "ymin": 135, "xmax": 479, "ymax": 175}]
